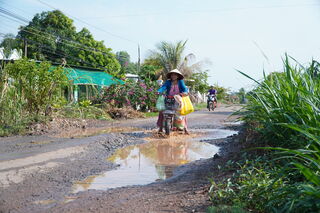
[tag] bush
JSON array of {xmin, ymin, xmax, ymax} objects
[
  {"xmin": 207, "ymin": 205, "xmax": 248, "ymax": 213},
  {"xmin": 93, "ymin": 80, "xmax": 158, "ymax": 112},
  {"xmin": 0, "ymin": 59, "xmax": 69, "ymax": 135},
  {"xmin": 209, "ymin": 157, "xmax": 286, "ymax": 212},
  {"xmin": 234, "ymin": 56, "xmax": 320, "ymax": 212},
  {"xmin": 240, "ymin": 56, "xmax": 320, "ymax": 148},
  {"xmin": 54, "ymin": 105, "xmax": 112, "ymax": 120}
]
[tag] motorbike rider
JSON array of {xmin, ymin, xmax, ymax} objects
[
  {"xmin": 207, "ymin": 85, "xmax": 217, "ymax": 109},
  {"xmin": 157, "ymin": 69, "xmax": 189, "ymax": 134}
]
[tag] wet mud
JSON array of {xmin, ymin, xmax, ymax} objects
[{"xmin": 0, "ymin": 104, "xmax": 243, "ymax": 213}]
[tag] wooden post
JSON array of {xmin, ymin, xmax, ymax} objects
[
  {"xmin": 24, "ymin": 38, "xmax": 27, "ymax": 58},
  {"xmin": 137, "ymin": 44, "xmax": 141, "ymax": 74}
]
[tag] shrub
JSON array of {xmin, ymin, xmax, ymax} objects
[
  {"xmin": 0, "ymin": 59, "xmax": 69, "ymax": 135},
  {"xmin": 209, "ymin": 157, "xmax": 286, "ymax": 212},
  {"xmin": 94, "ymin": 80, "xmax": 158, "ymax": 112}
]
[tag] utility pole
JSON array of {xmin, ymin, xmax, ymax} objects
[
  {"xmin": 24, "ymin": 38, "xmax": 27, "ymax": 58},
  {"xmin": 137, "ymin": 44, "xmax": 141, "ymax": 74}
]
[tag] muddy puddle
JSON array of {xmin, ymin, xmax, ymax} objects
[
  {"xmin": 54, "ymin": 126, "xmax": 142, "ymax": 138},
  {"xmin": 71, "ymin": 129, "xmax": 238, "ymax": 193},
  {"xmin": 195, "ymin": 129, "xmax": 238, "ymax": 141}
]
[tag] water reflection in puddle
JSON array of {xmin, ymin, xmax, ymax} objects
[
  {"xmin": 195, "ymin": 129, "xmax": 238, "ymax": 141},
  {"xmin": 72, "ymin": 129, "xmax": 237, "ymax": 193}
]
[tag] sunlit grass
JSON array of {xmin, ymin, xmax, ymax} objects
[
  {"xmin": 239, "ymin": 55, "xmax": 320, "ymax": 148},
  {"xmin": 238, "ymin": 55, "xmax": 320, "ymax": 211},
  {"xmin": 143, "ymin": 112, "xmax": 158, "ymax": 117},
  {"xmin": 194, "ymin": 102, "xmax": 207, "ymax": 110},
  {"xmin": 208, "ymin": 56, "xmax": 320, "ymax": 212}
]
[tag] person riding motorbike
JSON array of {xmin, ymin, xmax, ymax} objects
[
  {"xmin": 157, "ymin": 69, "xmax": 189, "ymax": 134},
  {"xmin": 207, "ymin": 86, "xmax": 217, "ymax": 109}
]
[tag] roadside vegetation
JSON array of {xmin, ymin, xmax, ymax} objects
[
  {"xmin": 1, "ymin": 9, "xmax": 244, "ymax": 137},
  {"xmin": 208, "ymin": 56, "xmax": 320, "ymax": 212},
  {"xmin": 0, "ymin": 59, "xmax": 68, "ymax": 135}
]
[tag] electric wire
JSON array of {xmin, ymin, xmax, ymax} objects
[
  {"xmin": 0, "ymin": 7, "xmax": 29, "ymax": 23},
  {"xmin": 20, "ymin": 27, "xmax": 113, "ymax": 55},
  {"xmin": 0, "ymin": 33, "xmax": 112, "ymax": 71},
  {"xmin": 0, "ymin": 0, "xmax": 38, "ymax": 18},
  {"xmin": 68, "ymin": 3, "xmax": 320, "ymax": 18},
  {"xmin": 22, "ymin": 37, "xmax": 110, "ymax": 70},
  {"xmin": 34, "ymin": 0, "xmax": 138, "ymax": 45},
  {"xmin": 0, "ymin": 7, "xmax": 118, "ymax": 55},
  {"xmin": 0, "ymin": 13, "xmax": 26, "ymax": 25}
]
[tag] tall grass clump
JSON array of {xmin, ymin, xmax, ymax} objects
[
  {"xmin": 266, "ymin": 124, "xmax": 320, "ymax": 212},
  {"xmin": 240, "ymin": 56, "xmax": 320, "ymax": 148},
  {"xmin": 0, "ymin": 73, "xmax": 26, "ymax": 135},
  {"xmin": 237, "ymin": 55, "xmax": 320, "ymax": 211},
  {"xmin": 208, "ymin": 56, "xmax": 320, "ymax": 212}
]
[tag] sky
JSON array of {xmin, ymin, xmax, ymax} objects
[{"xmin": 1, "ymin": 0, "xmax": 320, "ymax": 92}]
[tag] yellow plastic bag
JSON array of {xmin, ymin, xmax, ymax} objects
[{"xmin": 180, "ymin": 96, "xmax": 194, "ymax": 115}]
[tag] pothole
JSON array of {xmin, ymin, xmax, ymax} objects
[
  {"xmin": 53, "ymin": 127, "xmax": 143, "ymax": 138},
  {"xmin": 194, "ymin": 129, "xmax": 238, "ymax": 141},
  {"xmin": 71, "ymin": 129, "xmax": 238, "ymax": 193}
]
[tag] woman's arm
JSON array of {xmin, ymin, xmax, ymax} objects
[
  {"xmin": 157, "ymin": 80, "xmax": 170, "ymax": 93},
  {"xmin": 178, "ymin": 80, "xmax": 189, "ymax": 93}
]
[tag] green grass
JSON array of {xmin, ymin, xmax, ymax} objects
[
  {"xmin": 208, "ymin": 56, "xmax": 320, "ymax": 212},
  {"xmin": 207, "ymin": 205, "xmax": 248, "ymax": 213},
  {"xmin": 239, "ymin": 56, "xmax": 320, "ymax": 148},
  {"xmin": 240, "ymin": 56, "xmax": 320, "ymax": 211},
  {"xmin": 54, "ymin": 105, "xmax": 113, "ymax": 120},
  {"xmin": 143, "ymin": 111, "xmax": 159, "ymax": 117},
  {"xmin": 194, "ymin": 102, "xmax": 207, "ymax": 110},
  {"xmin": 208, "ymin": 156, "xmax": 286, "ymax": 212}
]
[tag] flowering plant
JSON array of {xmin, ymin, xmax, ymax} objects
[{"xmin": 95, "ymin": 80, "xmax": 158, "ymax": 111}]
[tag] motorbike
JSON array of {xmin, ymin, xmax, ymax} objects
[
  {"xmin": 162, "ymin": 95, "xmax": 179, "ymax": 135},
  {"xmin": 207, "ymin": 94, "xmax": 217, "ymax": 111}
]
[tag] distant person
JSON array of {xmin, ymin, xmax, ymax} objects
[{"xmin": 207, "ymin": 86, "xmax": 217, "ymax": 109}]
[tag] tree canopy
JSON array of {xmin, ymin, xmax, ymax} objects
[
  {"xmin": 17, "ymin": 10, "xmax": 121, "ymax": 77},
  {"xmin": 116, "ymin": 51, "xmax": 137, "ymax": 74},
  {"xmin": 145, "ymin": 40, "xmax": 210, "ymax": 92},
  {"xmin": 148, "ymin": 40, "xmax": 188, "ymax": 78}
]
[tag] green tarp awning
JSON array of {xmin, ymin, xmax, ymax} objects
[
  {"xmin": 63, "ymin": 67, "xmax": 124, "ymax": 86},
  {"xmin": 50, "ymin": 66, "xmax": 123, "ymax": 86}
]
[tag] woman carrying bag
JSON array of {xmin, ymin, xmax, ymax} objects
[{"xmin": 156, "ymin": 69, "xmax": 190, "ymax": 135}]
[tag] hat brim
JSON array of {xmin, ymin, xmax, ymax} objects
[{"xmin": 166, "ymin": 72, "xmax": 184, "ymax": 80}]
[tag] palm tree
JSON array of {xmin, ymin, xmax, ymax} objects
[{"xmin": 148, "ymin": 40, "xmax": 199, "ymax": 79}]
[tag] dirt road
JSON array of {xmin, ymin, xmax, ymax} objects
[{"xmin": 0, "ymin": 104, "xmax": 242, "ymax": 213}]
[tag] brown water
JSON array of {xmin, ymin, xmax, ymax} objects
[
  {"xmin": 54, "ymin": 126, "xmax": 142, "ymax": 138},
  {"xmin": 72, "ymin": 129, "xmax": 237, "ymax": 193}
]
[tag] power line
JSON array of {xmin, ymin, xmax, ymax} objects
[
  {"xmin": 76, "ymin": 3, "xmax": 320, "ymax": 19},
  {"xmin": 20, "ymin": 27, "xmax": 113, "ymax": 55},
  {"xmin": 2, "ymin": 2, "xmax": 140, "ymax": 62},
  {"xmin": 34, "ymin": 0, "xmax": 138, "ymax": 45},
  {"xmin": 0, "ymin": 12, "xmax": 27, "ymax": 25},
  {"xmin": 0, "ymin": 7, "xmax": 29, "ymax": 23},
  {"xmin": 0, "ymin": 0, "xmax": 36, "ymax": 19},
  {"xmin": 0, "ymin": 7, "xmax": 120, "ymax": 56},
  {"xmin": 0, "ymin": 33, "xmax": 113, "ymax": 70}
]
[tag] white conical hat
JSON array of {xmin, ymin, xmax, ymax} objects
[{"xmin": 166, "ymin": 69, "xmax": 184, "ymax": 80}]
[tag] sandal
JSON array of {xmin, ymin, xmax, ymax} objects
[{"xmin": 184, "ymin": 129, "xmax": 190, "ymax": 135}]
